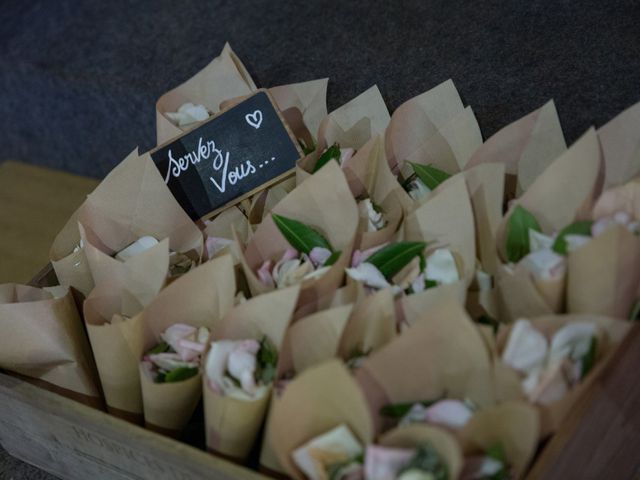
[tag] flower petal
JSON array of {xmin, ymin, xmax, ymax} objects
[
  {"xmin": 309, "ymin": 246, "xmax": 332, "ymax": 266},
  {"xmin": 425, "ymin": 248, "xmax": 460, "ymax": 285},
  {"xmin": 502, "ymin": 319, "xmax": 548, "ymax": 374},
  {"xmin": 346, "ymin": 262, "xmax": 390, "ymax": 289}
]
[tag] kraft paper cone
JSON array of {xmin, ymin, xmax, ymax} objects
[
  {"xmin": 402, "ymin": 174, "xmax": 476, "ymax": 284},
  {"xmin": 238, "ymin": 161, "xmax": 358, "ymax": 312},
  {"xmin": 593, "ymin": 176, "xmax": 640, "ymax": 220},
  {"xmin": 247, "ymin": 176, "xmax": 297, "ymax": 226},
  {"xmin": 84, "ymin": 283, "xmax": 149, "ymax": 420},
  {"xmin": 465, "ymin": 100, "xmax": 566, "ymax": 196},
  {"xmin": 597, "ymin": 100, "xmax": 640, "ymax": 188},
  {"xmin": 496, "ymin": 314, "xmax": 630, "ymax": 436},
  {"xmin": 495, "ymin": 128, "xmax": 603, "ymax": 260},
  {"xmin": 396, "ymin": 280, "xmax": 467, "ymax": 328},
  {"xmin": 203, "ymin": 286, "xmax": 300, "ymax": 459},
  {"xmin": 269, "ymin": 79, "xmax": 329, "ymax": 142},
  {"xmin": 460, "ymin": 402, "xmax": 539, "ymax": 477},
  {"xmin": 386, "ymin": 80, "xmax": 480, "ymax": 175},
  {"xmin": 495, "ymin": 264, "xmax": 554, "ymax": 323},
  {"xmin": 462, "ymin": 163, "xmax": 506, "ymax": 276},
  {"xmin": 567, "ymin": 225, "xmax": 640, "ymax": 318},
  {"xmin": 139, "ymin": 364, "xmax": 202, "ymax": 435},
  {"xmin": 50, "ymin": 208, "xmax": 95, "ymax": 296},
  {"xmin": 355, "ymin": 301, "xmax": 494, "ymax": 434},
  {"xmin": 338, "ymin": 288, "xmax": 397, "ymax": 359},
  {"xmin": 269, "ymin": 360, "xmax": 374, "ymax": 480},
  {"xmin": 203, "ymin": 206, "xmax": 250, "ymax": 263},
  {"xmin": 378, "ymin": 424, "xmax": 464, "ymax": 480},
  {"xmin": 156, "ymin": 43, "xmax": 256, "ymax": 144},
  {"xmin": 288, "ymin": 304, "xmax": 353, "ymax": 373},
  {"xmin": 0, "ymin": 284, "xmax": 101, "ymax": 403},
  {"xmin": 317, "ymin": 85, "xmax": 390, "ymax": 151}
]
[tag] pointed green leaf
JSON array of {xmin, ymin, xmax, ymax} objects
[
  {"xmin": 147, "ymin": 341, "xmax": 172, "ymax": 355},
  {"xmin": 552, "ymin": 220, "xmax": 593, "ymax": 255},
  {"xmin": 506, "ymin": 205, "xmax": 542, "ymax": 263},
  {"xmin": 256, "ymin": 336, "xmax": 279, "ymax": 384},
  {"xmin": 580, "ymin": 336, "xmax": 598, "ymax": 379},
  {"xmin": 366, "ymin": 241, "xmax": 428, "ymax": 279},
  {"xmin": 161, "ymin": 366, "xmax": 199, "ymax": 383},
  {"xmin": 410, "ymin": 162, "xmax": 451, "ymax": 190},
  {"xmin": 324, "ymin": 250, "xmax": 342, "ymax": 266},
  {"xmin": 312, "ymin": 143, "xmax": 341, "ymax": 173},
  {"xmin": 272, "ymin": 214, "xmax": 333, "ymax": 254}
]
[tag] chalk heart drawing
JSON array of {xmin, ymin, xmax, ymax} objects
[{"xmin": 245, "ymin": 110, "xmax": 263, "ymax": 129}]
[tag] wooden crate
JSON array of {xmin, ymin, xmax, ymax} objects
[{"xmin": 1, "ymin": 265, "xmax": 639, "ymax": 479}]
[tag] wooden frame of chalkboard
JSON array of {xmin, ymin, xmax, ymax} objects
[{"xmin": 150, "ymin": 89, "xmax": 303, "ymax": 222}]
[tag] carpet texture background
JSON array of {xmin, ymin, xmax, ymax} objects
[{"xmin": 0, "ymin": 1, "xmax": 639, "ymax": 479}]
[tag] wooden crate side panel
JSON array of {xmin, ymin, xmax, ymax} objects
[{"xmin": 0, "ymin": 373, "xmax": 266, "ymax": 480}]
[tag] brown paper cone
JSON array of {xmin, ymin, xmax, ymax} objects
[
  {"xmin": 597, "ymin": 100, "xmax": 640, "ymax": 188},
  {"xmin": 459, "ymin": 401, "xmax": 540, "ymax": 477},
  {"xmin": 50, "ymin": 208, "xmax": 95, "ymax": 296},
  {"xmin": 139, "ymin": 364, "xmax": 202, "ymax": 434},
  {"xmin": 0, "ymin": 284, "xmax": 102, "ymax": 403},
  {"xmin": 496, "ymin": 314, "xmax": 630, "ymax": 435},
  {"xmin": 396, "ymin": 280, "xmax": 467, "ymax": 328},
  {"xmin": 465, "ymin": 100, "xmax": 566, "ymax": 196},
  {"xmin": 269, "ymin": 79, "xmax": 329, "ymax": 142},
  {"xmin": 269, "ymin": 360, "xmax": 374, "ymax": 480},
  {"xmin": 203, "ymin": 286, "xmax": 300, "ymax": 459},
  {"xmin": 495, "ymin": 128, "xmax": 603, "ymax": 260},
  {"xmin": 203, "ymin": 206, "xmax": 250, "ymax": 263},
  {"xmin": 84, "ymin": 284, "xmax": 150, "ymax": 419},
  {"xmin": 355, "ymin": 301, "xmax": 494, "ymax": 434},
  {"xmin": 593, "ymin": 176, "xmax": 640, "ymax": 220},
  {"xmin": 155, "ymin": 43, "xmax": 257, "ymax": 145},
  {"xmin": 378, "ymin": 424, "xmax": 464, "ymax": 480},
  {"xmin": 495, "ymin": 265, "xmax": 554, "ymax": 323},
  {"xmin": 338, "ymin": 288, "xmax": 397, "ymax": 359},
  {"xmin": 567, "ymin": 225, "xmax": 640, "ymax": 318},
  {"xmin": 402, "ymin": 174, "xmax": 476, "ymax": 284},
  {"xmin": 238, "ymin": 161, "xmax": 358, "ymax": 312},
  {"xmin": 247, "ymin": 176, "xmax": 297, "ymax": 226},
  {"xmin": 288, "ymin": 304, "xmax": 353, "ymax": 373}
]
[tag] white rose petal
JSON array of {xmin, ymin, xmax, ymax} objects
[
  {"xmin": 549, "ymin": 322, "xmax": 598, "ymax": 363},
  {"xmin": 563, "ymin": 234, "xmax": 591, "ymax": 252},
  {"xmin": 346, "ymin": 262, "xmax": 390, "ymax": 289},
  {"xmin": 502, "ymin": 319, "xmax": 548, "ymax": 374},
  {"xmin": 519, "ymin": 248, "xmax": 566, "ymax": 281},
  {"xmin": 425, "ymin": 248, "xmax": 459, "ymax": 285},
  {"xmin": 407, "ymin": 178, "xmax": 431, "ymax": 202},
  {"xmin": 365, "ymin": 445, "xmax": 415, "ymax": 480},
  {"xmin": 529, "ymin": 230, "xmax": 554, "ymax": 252}
]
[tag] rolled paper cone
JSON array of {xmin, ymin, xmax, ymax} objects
[
  {"xmin": 439, "ymin": 106, "xmax": 483, "ymax": 171},
  {"xmin": 338, "ymin": 288, "xmax": 396, "ymax": 359},
  {"xmin": 378, "ymin": 424, "xmax": 464, "ymax": 480},
  {"xmin": 203, "ymin": 381, "xmax": 272, "ymax": 459},
  {"xmin": 593, "ymin": 176, "xmax": 640, "ymax": 220},
  {"xmin": 81, "ymin": 224, "xmax": 170, "ymax": 308},
  {"xmin": 355, "ymin": 300, "xmax": 495, "ymax": 434},
  {"xmin": 317, "ymin": 85, "xmax": 390, "ymax": 151},
  {"xmin": 0, "ymin": 284, "xmax": 102, "ymax": 404},
  {"xmin": 139, "ymin": 364, "xmax": 202, "ymax": 435},
  {"xmin": 84, "ymin": 284, "xmax": 150, "ymax": 421},
  {"xmin": 512, "ymin": 261, "xmax": 566, "ymax": 313},
  {"xmin": 203, "ymin": 206, "xmax": 249, "ymax": 263},
  {"xmin": 269, "ymin": 78, "xmax": 329, "ymax": 142},
  {"xmin": 396, "ymin": 280, "xmax": 467, "ymax": 329},
  {"xmin": 269, "ymin": 360, "xmax": 374, "ymax": 480},
  {"xmin": 247, "ymin": 177, "xmax": 296, "ymax": 226},
  {"xmin": 465, "ymin": 100, "xmax": 566, "ymax": 197},
  {"xmin": 403, "ymin": 174, "xmax": 476, "ymax": 284},
  {"xmin": 138, "ymin": 255, "xmax": 236, "ymax": 339},
  {"xmin": 567, "ymin": 225, "xmax": 640, "ymax": 318},
  {"xmin": 288, "ymin": 304, "xmax": 353, "ymax": 373},
  {"xmin": 155, "ymin": 42, "xmax": 256, "ymax": 145},
  {"xmin": 316, "ymin": 282, "xmax": 366, "ymax": 311},
  {"xmin": 50, "ymin": 208, "xmax": 95, "ymax": 296},
  {"xmin": 258, "ymin": 390, "xmax": 288, "ymax": 477},
  {"xmin": 496, "ymin": 314, "xmax": 630, "ymax": 436},
  {"xmin": 238, "ymin": 162, "xmax": 358, "ymax": 312},
  {"xmin": 459, "ymin": 402, "xmax": 540, "ymax": 477},
  {"xmin": 495, "ymin": 128, "xmax": 603, "ymax": 260},
  {"xmin": 495, "ymin": 265, "xmax": 553, "ymax": 323},
  {"xmin": 462, "ymin": 163, "xmax": 506, "ymax": 276},
  {"xmin": 597, "ymin": 100, "xmax": 640, "ymax": 188}
]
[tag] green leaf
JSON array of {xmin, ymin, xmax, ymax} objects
[
  {"xmin": 398, "ymin": 443, "xmax": 448, "ymax": 480},
  {"xmin": 424, "ymin": 279, "xmax": 439, "ymax": 290},
  {"xmin": 505, "ymin": 205, "xmax": 542, "ymax": 263},
  {"xmin": 629, "ymin": 300, "xmax": 640, "ymax": 321},
  {"xmin": 380, "ymin": 399, "xmax": 439, "ymax": 418},
  {"xmin": 410, "ymin": 162, "xmax": 451, "ymax": 190},
  {"xmin": 312, "ymin": 143, "xmax": 341, "ymax": 173},
  {"xmin": 552, "ymin": 220, "xmax": 593, "ymax": 255},
  {"xmin": 147, "ymin": 341, "xmax": 172, "ymax": 355},
  {"xmin": 160, "ymin": 366, "xmax": 199, "ymax": 383},
  {"xmin": 580, "ymin": 336, "xmax": 598, "ymax": 379},
  {"xmin": 256, "ymin": 336, "xmax": 279, "ymax": 384},
  {"xmin": 478, "ymin": 315, "xmax": 500, "ymax": 335},
  {"xmin": 272, "ymin": 214, "xmax": 333, "ymax": 254},
  {"xmin": 366, "ymin": 241, "xmax": 428, "ymax": 279},
  {"xmin": 324, "ymin": 250, "xmax": 342, "ymax": 266},
  {"xmin": 484, "ymin": 443, "xmax": 509, "ymax": 480}
]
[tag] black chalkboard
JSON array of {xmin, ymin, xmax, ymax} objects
[{"xmin": 151, "ymin": 90, "xmax": 302, "ymax": 220}]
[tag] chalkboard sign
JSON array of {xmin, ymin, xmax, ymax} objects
[{"xmin": 151, "ymin": 90, "xmax": 302, "ymax": 220}]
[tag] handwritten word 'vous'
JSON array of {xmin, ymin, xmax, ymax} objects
[{"xmin": 164, "ymin": 136, "xmax": 272, "ymax": 193}]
